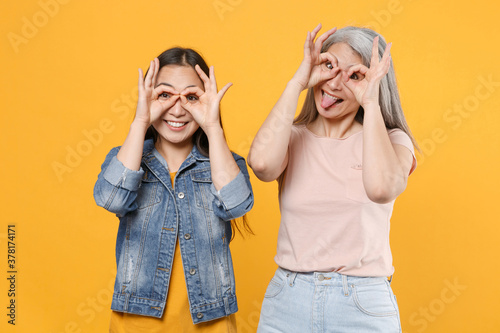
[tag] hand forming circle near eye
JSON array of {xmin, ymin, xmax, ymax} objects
[
  {"xmin": 291, "ymin": 24, "xmax": 339, "ymax": 91},
  {"xmin": 179, "ymin": 65, "xmax": 232, "ymax": 132},
  {"xmin": 342, "ymin": 36, "xmax": 392, "ymax": 108},
  {"xmin": 134, "ymin": 58, "xmax": 181, "ymax": 126}
]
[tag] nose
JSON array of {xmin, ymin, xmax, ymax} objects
[
  {"xmin": 326, "ymin": 71, "xmax": 343, "ymax": 90},
  {"xmin": 169, "ymin": 99, "xmax": 186, "ymax": 117}
]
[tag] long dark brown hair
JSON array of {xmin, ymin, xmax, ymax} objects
[{"xmin": 145, "ymin": 47, "xmax": 252, "ymax": 239}]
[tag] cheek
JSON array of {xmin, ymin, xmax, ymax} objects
[
  {"xmin": 313, "ymin": 87, "xmax": 324, "ymax": 107},
  {"xmin": 189, "ymin": 122, "xmax": 200, "ymax": 135},
  {"xmin": 151, "ymin": 119, "xmax": 163, "ymax": 131},
  {"xmin": 343, "ymin": 88, "xmax": 358, "ymax": 102}
]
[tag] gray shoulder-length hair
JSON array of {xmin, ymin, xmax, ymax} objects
[{"xmin": 294, "ymin": 26, "xmax": 419, "ymax": 150}]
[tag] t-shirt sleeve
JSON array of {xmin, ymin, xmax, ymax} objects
[
  {"xmin": 388, "ymin": 129, "xmax": 417, "ymax": 175},
  {"xmin": 287, "ymin": 125, "xmax": 302, "ymax": 162},
  {"xmin": 289, "ymin": 125, "xmax": 301, "ymax": 144},
  {"xmin": 280, "ymin": 125, "xmax": 302, "ymax": 187}
]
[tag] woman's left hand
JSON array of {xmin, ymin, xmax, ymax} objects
[
  {"xmin": 180, "ymin": 65, "xmax": 232, "ymax": 134},
  {"xmin": 343, "ymin": 36, "xmax": 392, "ymax": 108}
]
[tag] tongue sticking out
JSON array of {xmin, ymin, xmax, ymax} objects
[{"xmin": 321, "ymin": 93, "xmax": 340, "ymax": 109}]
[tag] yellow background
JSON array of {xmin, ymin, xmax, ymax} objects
[{"xmin": 1, "ymin": 0, "xmax": 499, "ymax": 332}]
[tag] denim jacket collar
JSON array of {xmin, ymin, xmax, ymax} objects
[
  {"xmin": 141, "ymin": 139, "xmax": 210, "ymax": 188},
  {"xmin": 143, "ymin": 139, "xmax": 209, "ymax": 163}
]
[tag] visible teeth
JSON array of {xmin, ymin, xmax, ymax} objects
[
  {"xmin": 323, "ymin": 92, "xmax": 339, "ymax": 101},
  {"xmin": 167, "ymin": 121, "xmax": 187, "ymax": 128}
]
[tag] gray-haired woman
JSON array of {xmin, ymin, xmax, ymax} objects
[{"xmin": 248, "ymin": 25, "xmax": 418, "ymax": 332}]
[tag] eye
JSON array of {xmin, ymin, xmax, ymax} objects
[
  {"xmin": 159, "ymin": 92, "xmax": 170, "ymax": 99},
  {"xmin": 325, "ymin": 62, "xmax": 333, "ymax": 70},
  {"xmin": 186, "ymin": 94, "xmax": 198, "ymax": 102},
  {"xmin": 349, "ymin": 72, "xmax": 364, "ymax": 80}
]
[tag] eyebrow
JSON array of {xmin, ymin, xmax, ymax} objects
[{"xmin": 154, "ymin": 82, "xmax": 198, "ymax": 89}]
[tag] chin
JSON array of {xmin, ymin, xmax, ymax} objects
[{"xmin": 161, "ymin": 132, "xmax": 192, "ymax": 144}]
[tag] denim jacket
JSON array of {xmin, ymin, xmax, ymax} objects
[{"xmin": 93, "ymin": 139, "xmax": 254, "ymax": 323}]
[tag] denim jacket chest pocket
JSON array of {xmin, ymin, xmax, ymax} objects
[
  {"xmin": 135, "ymin": 170, "xmax": 162, "ymax": 209},
  {"xmin": 191, "ymin": 168, "xmax": 215, "ymax": 212}
]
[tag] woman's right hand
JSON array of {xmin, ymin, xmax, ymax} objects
[
  {"xmin": 134, "ymin": 58, "xmax": 180, "ymax": 127},
  {"xmin": 291, "ymin": 24, "xmax": 338, "ymax": 91}
]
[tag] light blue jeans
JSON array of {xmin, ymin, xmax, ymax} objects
[{"xmin": 257, "ymin": 267, "xmax": 401, "ymax": 333}]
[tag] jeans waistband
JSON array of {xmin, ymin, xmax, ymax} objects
[{"xmin": 278, "ymin": 267, "xmax": 389, "ymax": 288}]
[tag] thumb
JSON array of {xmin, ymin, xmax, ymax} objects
[
  {"xmin": 179, "ymin": 95, "xmax": 195, "ymax": 113},
  {"xmin": 319, "ymin": 67, "xmax": 339, "ymax": 84}
]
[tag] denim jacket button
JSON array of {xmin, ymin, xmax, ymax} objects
[
  {"xmin": 196, "ymin": 312, "xmax": 204, "ymax": 319},
  {"xmin": 190, "ymin": 268, "xmax": 196, "ymax": 275},
  {"xmin": 184, "ymin": 233, "xmax": 191, "ymax": 240},
  {"xmin": 178, "ymin": 192, "xmax": 185, "ymax": 199}
]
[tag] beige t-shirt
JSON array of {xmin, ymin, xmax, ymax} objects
[{"xmin": 275, "ymin": 124, "xmax": 416, "ymax": 277}]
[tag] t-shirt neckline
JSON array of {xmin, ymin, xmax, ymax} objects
[{"xmin": 302, "ymin": 124, "xmax": 363, "ymax": 140}]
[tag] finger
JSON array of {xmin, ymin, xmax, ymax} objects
[
  {"xmin": 156, "ymin": 94, "xmax": 179, "ymax": 110},
  {"xmin": 381, "ymin": 42, "xmax": 392, "ymax": 65},
  {"xmin": 383, "ymin": 42, "xmax": 392, "ymax": 58},
  {"xmin": 179, "ymin": 94, "xmax": 188, "ymax": 104},
  {"xmin": 138, "ymin": 68, "xmax": 145, "ymax": 93},
  {"xmin": 380, "ymin": 54, "xmax": 392, "ymax": 77},
  {"xmin": 319, "ymin": 52, "xmax": 338, "ymax": 67},
  {"xmin": 315, "ymin": 27, "xmax": 337, "ymax": 50},
  {"xmin": 209, "ymin": 66, "xmax": 218, "ymax": 92},
  {"xmin": 179, "ymin": 95, "xmax": 195, "ymax": 114},
  {"xmin": 151, "ymin": 58, "xmax": 159, "ymax": 86},
  {"xmin": 342, "ymin": 72, "xmax": 357, "ymax": 92},
  {"xmin": 370, "ymin": 36, "xmax": 380, "ymax": 67},
  {"xmin": 318, "ymin": 67, "xmax": 340, "ymax": 83},
  {"xmin": 385, "ymin": 54, "xmax": 392, "ymax": 70},
  {"xmin": 181, "ymin": 86, "xmax": 204, "ymax": 96},
  {"xmin": 310, "ymin": 25, "xmax": 322, "ymax": 56},
  {"xmin": 144, "ymin": 60, "xmax": 155, "ymax": 88},
  {"xmin": 217, "ymin": 82, "xmax": 232, "ymax": 101},
  {"xmin": 341, "ymin": 71, "xmax": 362, "ymax": 92},
  {"xmin": 375, "ymin": 41, "xmax": 392, "ymax": 75},
  {"xmin": 152, "ymin": 96, "xmax": 179, "ymax": 121},
  {"xmin": 153, "ymin": 85, "xmax": 179, "ymax": 97},
  {"xmin": 195, "ymin": 64, "xmax": 210, "ymax": 89},
  {"xmin": 180, "ymin": 86, "xmax": 204, "ymax": 99},
  {"xmin": 163, "ymin": 94, "xmax": 180, "ymax": 108},
  {"xmin": 303, "ymin": 31, "xmax": 312, "ymax": 58},
  {"xmin": 310, "ymin": 23, "xmax": 322, "ymax": 41},
  {"xmin": 345, "ymin": 64, "xmax": 369, "ymax": 82},
  {"xmin": 346, "ymin": 64, "xmax": 369, "ymax": 76}
]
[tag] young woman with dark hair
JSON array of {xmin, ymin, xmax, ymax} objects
[{"xmin": 94, "ymin": 47, "xmax": 253, "ymax": 332}]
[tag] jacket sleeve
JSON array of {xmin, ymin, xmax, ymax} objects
[
  {"xmin": 209, "ymin": 154, "xmax": 254, "ymax": 221},
  {"xmin": 93, "ymin": 147, "xmax": 145, "ymax": 217}
]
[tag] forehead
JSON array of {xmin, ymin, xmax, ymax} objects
[
  {"xmin": 155, "ymin": 65, "xmax": 203, "ymax": 89},
  {"xmin": 325, "ymin": 42, "xmax": 363, "ymax": 69}
]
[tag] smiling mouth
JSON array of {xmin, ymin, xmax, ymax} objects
[
  {"xmin": 321, "ymin": 91, "xmax": 343, "ymax": 109},
  {"xmin": 165, "ymin": 120, "xmax": 188, "ymax": 128}
]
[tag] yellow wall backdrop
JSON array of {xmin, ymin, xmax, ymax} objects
[{"xmin": 1, "ymin": 0, "xmax": 499, "ymax": 332}]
